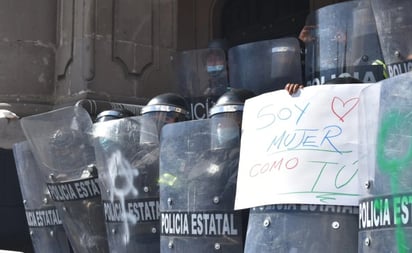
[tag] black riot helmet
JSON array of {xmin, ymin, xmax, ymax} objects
[
  {"xmin": 94, "ymin": 108, "xmax": 137, "ymax": 150},
  {"xmin": 95, "ymin": 108, "xmax": 135, "ymax": 123},
  {"xmin": 209, "ymin": 88, "xmax": 255, "ymax": 150},
  {"xmin": 209, "ymin": 88, "xmax": 255, "ymax": 126},
  {"xmin": 141, "ymin": 93, "xmax": 190, "ymax": 132}
]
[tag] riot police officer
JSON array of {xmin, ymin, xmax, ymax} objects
[
  {"xmin": 21, "ymin": 106, "xmax": 110, "ymax": 253},
  {"xmin": 159, "ymin": 88, "xmax": 254, "ymax": 253},
  {"xmin": 210, "ymin": 88, "xmax": 255, "ymax": 246},
  {"xmin": 141, "ymin": 92, "xmax": 189, "ymax": 132},
  {"xmin": 207, "ymin": 39, "xmax": 230, "ymax": 94},
  {"xmin": 209, "ymin": 88, "xmax": 255, "ymax": 127},
  {"xmin": 286, "ymin": 0, "xmax": 384, "ymax": 95},
  {"xmin": 171, "ymin": 46, "xmax": 229, "ymax": 119},
  {"xmin": 371, "ymin": 0, "xmax": 412, "ymax": 77},
  {"xmin": 92, "ymin": 93, "xmax": 189, "ymax": 253},
  {"xmin": 95, "ymin": 108, "xmax": 135, "ymax": 123}
]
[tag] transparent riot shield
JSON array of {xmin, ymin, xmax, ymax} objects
[
  {"xmin": 345, "ymin": 0, "xmax": 386, "ymax": 81},
  {"xmin": 358, "ymin": 72, "xmax": 412, "ymax": 252},
  {"xmin": 245, "ymin": 204, "xmax": 358, "ymax": 253},
  {"xmin": 92, "ymin": 116, "xmax": 160, "ymax": 253},
  {"xmin": 20, "ymin": 106, "xmax": 109, "ymax": 253},
  {"xmin": 171, "ymin": 48, "xmax": 229, "ymax": 120},
  {"xmin": 13, "ymin": 141, "xmax": 72, "ymax": 253},
  {"xmin": 228, "ymin": 37, "xmax": 302, "ymax": 95},
  {"xmin": 304, "ymin": 1, "xmax": 385, "ymax": 85},
  {"xmin": 159, "ymin": 118, "xmax": 245, "ymax": 252},
  {"xmin": 371, "ymin": 0, "xmax": 412, "ymax": 77}
]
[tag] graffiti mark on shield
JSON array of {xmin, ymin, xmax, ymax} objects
[{"xmin": 331, "ymin": 97, "xmax": 360, "ymax": 122}]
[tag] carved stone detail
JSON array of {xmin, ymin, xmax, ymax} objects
[
  {"xmin": 56, "ymin": 0, "xmax": 74, "ymax": 77},
  {"xmin": 113, "ymin": 0, "xmax": 153, "ymax": 75}
]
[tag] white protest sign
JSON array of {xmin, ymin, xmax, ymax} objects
[{"xmin": 235, "ymin": 84, "xmax": 370, "ymax": 210}]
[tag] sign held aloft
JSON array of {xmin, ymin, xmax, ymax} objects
[{"xmin": 235, "ymin": 84, "xmax": 369, "ymax": 210}]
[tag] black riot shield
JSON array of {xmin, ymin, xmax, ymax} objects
[
  {"xmin": 358, "ymin": 72, "xmax": 412, "ymax": 252},
  {"xmin": 13, "ymin": 141, "xmax": 72, "ymax": 253},
  {"xmin": 371, "ymin": 0, "xmax": 412, "ymax": 77},
  {"xmin": 92, "ymin": 116, "xmax": 160, "ymax": 253},
  {"xmin": 245, "ymin": 204, "xmax": 358, "ymax": 253},
  {"xmin": 159, "ymin": 118, "xmax": 244, "ymax": 252},
  {"xmin": 304, "ymin": 1, "xmax": 385, "ymax": 85},
  {"xmin": 171, "ymin": 48, "xmax": 229, "ymax": 120},
  {"xmin": 20, "ymin": 106, "xmax": 109, "ymax": 253},
  {"xmin": 228, "ymin": 37, "xmax": 302, "ymax": 95}
]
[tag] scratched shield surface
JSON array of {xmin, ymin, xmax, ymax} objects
[
  {"xmin": 371, "ymin": 0, "xmax": 412, "ymax": 78},
  {"xmin": 20, "ymin": 106, "xmax": 109, "ymax": 253},
  {"xmin": 244, "ymin": 204, "xmax": 358, "ymax": 253},
  {"xmin": 358, "ymin": 72, "xmax": 412, "ymax": 252},
  {"xmin": 235, "ymin": 83, "xmax": 369, "ymax": 210},
  {"xmin": 13, "ymin": 141, "xmax": 72, "ymax": 253},
  {"xmin": 159, "ymin": 118, "xmax": 245, "ymax": 253},
  {"xmin": 304, "ymin": 1, "xmax": 386, "ymax": 86},
  {"xmin": 92, "ymin": 116, "xmax": 161, "ymax": 253}
]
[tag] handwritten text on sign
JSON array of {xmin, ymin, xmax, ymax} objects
[{"xmin": 235, "ymin": 84, "xmax": 369, "ymax": 210}]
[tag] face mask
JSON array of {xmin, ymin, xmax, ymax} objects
[
  {"xmin": 217, "ymin": 127, "xmax": 238, "ymax": 144},
  {"xmin": 207, "ymin": 65, "xmax": 225, "ymax": 74}
]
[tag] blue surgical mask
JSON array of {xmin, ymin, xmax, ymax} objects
[{"xmin": 207, "ymin": 65, "xmax": 224, "ymax": 73}]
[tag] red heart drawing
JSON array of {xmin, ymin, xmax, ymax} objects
[{"xmin": 331, "ymin": 97, "xmax": 360, "ymax": 122}]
